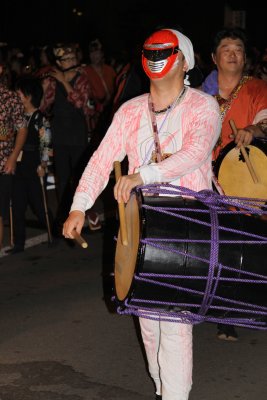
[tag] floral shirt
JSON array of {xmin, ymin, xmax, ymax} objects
[
  {"xmin": 0, "ymin": 83, "xmax": 27, "ymax": 174},
  {"xmin": 25, "ymin": 110, "xmax": 52, "ymax": 162}
]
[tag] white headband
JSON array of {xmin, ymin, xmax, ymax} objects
[{"xmin": 169, "ymin": 29, "xmax": 195, "ymax": 72}]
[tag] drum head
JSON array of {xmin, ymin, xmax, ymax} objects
[
  {"xmin": 214, "ymin": 140, "xmax": 267, "ymax": 199},
  {"xmin": 114, "ymin": 193, "xmax": 140, "ymax": 301}
]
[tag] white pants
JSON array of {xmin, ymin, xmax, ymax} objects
[{"xmin": 139, "ymin": 317, "xmax": 193, "ymax": 400}]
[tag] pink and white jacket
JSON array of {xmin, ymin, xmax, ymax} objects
[{"xmin": 71, "ymin": 87, "xmax": 221, "ymax": 213}]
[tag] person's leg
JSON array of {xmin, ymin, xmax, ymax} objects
[
  {"xmin": 71, "ymin": 144, "xmax": 101, "ymax": 231},
  {"xmin": 52, "ymin": 146, "xmax": 71, "ymax": 234},
  {"xmin": 12, "ymin": 177, "xmax": 28, "ymax": 250},
  {"xmin": 139, "ymin": 317, "xmax": 162, "ymax": 396},
  {"xmin": 159, "ymin": 321, "xmax": 193, "ymax": 400},
  {"xmin": 28, "ymin": 176, "xmax": 48, "ymax": 228},
  {"xmin": 0, "ymin": 174, "xmax": 13, "ymax": 249},
  {"xmin": 0, "ymin": 216, "xmax": 3, "ymax": 249}
]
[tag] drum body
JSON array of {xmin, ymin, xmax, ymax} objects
[
  {"xmin": 114, "ymin": 189, "xmax": 267, "ymax": 323},
  {"xmin": 213, "ymin": 138, "xmax": 267, "ymax": 198}
]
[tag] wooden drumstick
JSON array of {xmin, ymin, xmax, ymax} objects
[
  {"xmin": 229, "ymin": 119, "xmax": 259, "ymax": 183},
  {"xmin": 40, "ymin": 175, "xmax": 53, "ymax": 244},
  {"xmin": 114, "ymin": 161, "xmax": 128, "ymax": 246},
  {"xmin": 71, "ymin": 229, "xmax": 88, "ymax": 248}
]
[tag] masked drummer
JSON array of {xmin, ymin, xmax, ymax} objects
[
  {"xmin": 202, "ymin": 28, "xmax": 267, "ymax": 341},
  {"xmin": 63, "ymin": 28, "xmax": 221, "ymax": 400}
]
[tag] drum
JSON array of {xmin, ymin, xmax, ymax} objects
[
  {"xmin": 213, "ymin": 138, "xmax": 267, "ymax": 198},
  {"xmin": 114, "ymin": 186, "xmax": 267, "ymax": 327}
]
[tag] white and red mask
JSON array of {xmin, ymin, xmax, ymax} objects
[{"xmin": 142, "ymin": 29, "xmax": 180, "ymax": 79}]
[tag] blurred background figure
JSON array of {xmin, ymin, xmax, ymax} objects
[
  {"xmin": 35, "ymin": 45, "xmax": 56, "ymax": 80},
  {"xmin": 6, "ymin": 76, "xmax": 52, "ymax": 254},
  {"xmin": 0, "ymin": 62, "xmax": 27, "ymax": 251},
  {"xmin": 41, "ymin": 43, "xmax": 98, "ymax": 238},
  {"xmin": 84, "ymin": 38, "xmax": 116, "ymax": 140}
]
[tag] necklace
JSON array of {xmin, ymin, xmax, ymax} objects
[
  {"xmin": 153, "ymin": 86, "xmax": 186, "ymax": 115},
  {"xmin": 148, "ymin": 86, "xmax": 187, "ymax": 163},
  {"xmin": 143, "ymin": 86, "xmax": 187, "ymax": 165},
  {"xmin": 153, "ymin": 105, "xmax": 172, "ymax": 115}
]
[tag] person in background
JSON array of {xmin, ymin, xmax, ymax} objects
[
  {"xmin": 202, "ymin": 27, "xmax": 267, "ymax": 341},
  {"xmin": 253, "ymin": 48, "xmax": 267, "ymax": 82},
  {"xmin": 34, "ymin": 45, "xmax": 55, "ymax": 80},
  {"xmin": 84, "ymin": 38, "xmax": 116, "ymax": 137},
  {"xmin": 0, "ymin": 63, "xmax": 27, "ymax": 251},
  {"xmin": 6, "ymin": 76, "xmax": 52, "ymax": 254},
  {"xmin": 63, "ymin": 28, "xmax": 221, "ymax": 400},
  {"xmin": 41, "ymin": 44, "xmax": 100, "ymax": 237},
  {"xmin": 112, "ymin": 46, "xmax": 149, "ymax": 116}
]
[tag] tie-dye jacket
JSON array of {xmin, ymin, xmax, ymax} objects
[{"xmin": 71, "ymin": 87, "xmax": 221, "ymax": 213}]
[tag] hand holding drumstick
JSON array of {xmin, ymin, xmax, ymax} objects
[
  {"xmin": 63, "ymin": 210, "xmax": 88, "ymax": 249},
  {"xmin": 113, "ymin": 161, "xmax": 128, "ymax": 246},
  {"xmin": 71, "ymin": 229, "xmax": 88, "ymax": 248},
  {"xmin": 229, "ymin": 119, "xmax": 259, "ymax": 183},
  {"xmin": 113, "ymin": 161, "xmax": 144, "ymax": 246}
]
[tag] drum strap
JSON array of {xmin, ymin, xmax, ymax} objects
[
  {"xmin": 213, "ymin": 75, "xmax": 252, "ymax": 152},
  {"xmin": 215, "ymin": 75, "xmax": 252, "ymax": 123},
  {"xmin": 148, "ymin": 99, "xmax": 163, "ymax": 163}
]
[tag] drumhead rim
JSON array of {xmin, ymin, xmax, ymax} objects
[{"xmin": 213, "ymin": 138, "xmax": 267, "ymax": 177}]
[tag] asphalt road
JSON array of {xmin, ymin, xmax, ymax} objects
[{"xmin": 0, "ymin": 193, "xmax": 266, "ymax": 400}]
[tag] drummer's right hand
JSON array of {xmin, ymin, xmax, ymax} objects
[
  {"xmin": 63, "ymin": 211, "xmax": 85, "ymax": 239},
  {"xmin": 229, "ymin": 127, "xmax": 254, "ymax": 148},
  {"xmin": 114, "ymin": 173, "xmax": 143, "ymax": 204}
]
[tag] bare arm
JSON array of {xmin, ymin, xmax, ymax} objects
[{"xmin": 4, "ymin": 127, "xmax": 27, "ymax": 174}]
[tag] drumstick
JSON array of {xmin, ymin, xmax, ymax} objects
[
  {"xmin": 114, "ymin": 161, "xmax": 128, "ymax": 246},
  {"xmin": 71, "ymin": 229, "xmax": 88, "ymax": 248},
  {"xmin": 40, "ymin": 175, "xmax": 53, "ymax": 244},
  {"xmin": 229, "ymin": 119, "xmax": 259, "ymax": 183}
]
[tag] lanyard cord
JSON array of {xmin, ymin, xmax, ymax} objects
[
  {"xmin": 143, "ymin": 86, "xmax": 186, "ymax": 166},
  {"xmin": 143, "ymin": 98, "xmax": 173, "ymax": 166}
]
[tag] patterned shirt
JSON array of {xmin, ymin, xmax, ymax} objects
[
  {"xmin": 0, "ymin": 83, "xmax": 27, "ymax": 174},
  {"xmin": 70, "ymin": 87, "xmax": 221, "ymax": 213},
  {"xmin": 25, "ymin": 110, "xmax": 52, "ymax": 162},
  {"xmin": 41, "ymin": 68, "xmax": 95, "ymax": 127}
]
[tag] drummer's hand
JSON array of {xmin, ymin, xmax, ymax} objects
[
  {"xmin": 114, "ymin": 172, "xmax": 143, "ymax": 203},
  {"xmin": 230, "ymin": 126, "xmax": 254, "ymax": 148},
  {"xmin": 63, "ymin": 210, "xmax": 85, "ymax": 239}
]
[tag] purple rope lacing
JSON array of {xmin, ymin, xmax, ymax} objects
[{"xmin": 113, "ymin": 184, "xmax": 267, "ymax": 329}]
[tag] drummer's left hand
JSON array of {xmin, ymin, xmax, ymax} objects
[{"xmin": 114, "ymin": 173, "xmax": 143, "ymax": 204}]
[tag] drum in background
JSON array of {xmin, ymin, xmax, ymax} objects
[
  {"xmin": 114, "ymin": 187, "xmax": 267, "ymax": 326},
  {"xmin": 213, "ymin": 138, "xmax": 267, "ymax": 198}
]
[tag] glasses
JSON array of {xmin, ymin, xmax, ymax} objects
[
  {"xmin": 143, "ymin": 46, "xmax": 179, "ymax": 62},
  {"xmin": 60, "ymin": 56, "xmax": 76, "ymax": 63}
]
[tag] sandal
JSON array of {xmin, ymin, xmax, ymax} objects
[{"xmin": 217, "ymin": 324, "xmax": 238, "ymax": 341}]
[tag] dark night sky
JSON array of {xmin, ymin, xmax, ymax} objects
[{"xmin": 1, "ymin": 0, "xmax": 266, "ymax": 58}]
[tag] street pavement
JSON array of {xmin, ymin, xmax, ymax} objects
[{"xmin": 0, "ymin": 189, "xmax": 266, "ymax": 400}]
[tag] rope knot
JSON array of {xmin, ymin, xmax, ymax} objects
[{"xmin": 198, "ymin": 190, "xmax": 220, "ymax": 209}]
